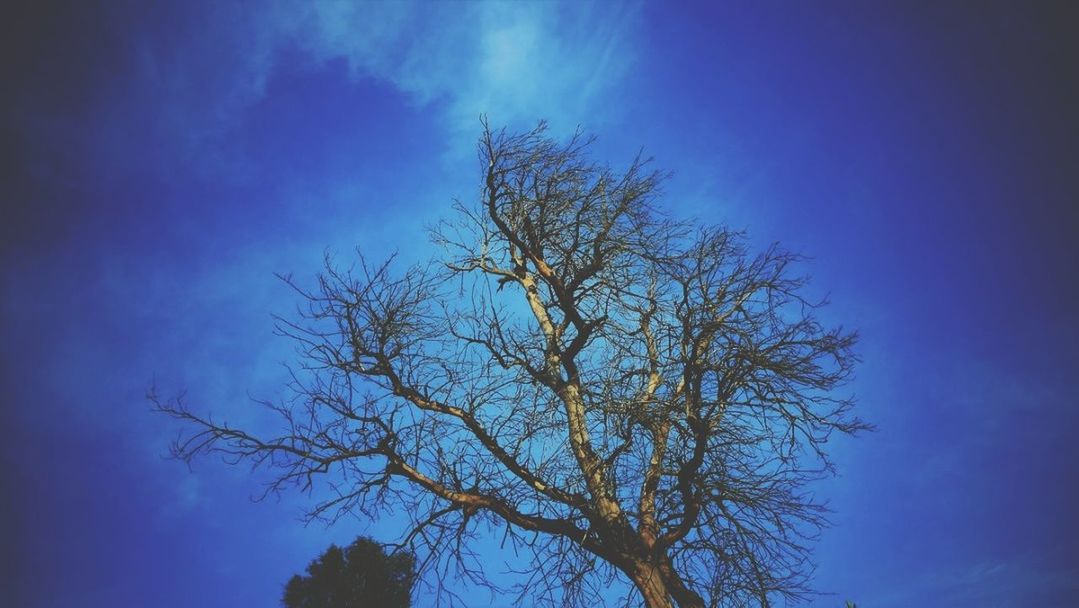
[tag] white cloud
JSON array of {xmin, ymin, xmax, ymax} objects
[
  {"xmin": 156, "ymin": 0, "xmax": 641, "ymax": 149},
  {"xmin": 78, "ymin": 0, "xmax": 641, "ymax": 192}
]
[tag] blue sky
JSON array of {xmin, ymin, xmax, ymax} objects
[{"xmin": 2, "ymin": 2, "xmax": 1077, "ymax": 606}]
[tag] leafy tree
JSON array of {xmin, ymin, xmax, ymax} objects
[
  {"xmin": 282, "ymin": 536, "xmax": 415, "ymax": 608},
  {"xmin": 158, "ymin": 121, "xmax": 868, "ymax": 607}
]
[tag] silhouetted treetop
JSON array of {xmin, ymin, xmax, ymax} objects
[{"xmin": 282, "ymin": 536, "xmax": 415, "ymax": 608}]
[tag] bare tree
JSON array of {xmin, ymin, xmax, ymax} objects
[{"xmin": 156, "ymin": 121, "xmax": 869, "ymax": 608}]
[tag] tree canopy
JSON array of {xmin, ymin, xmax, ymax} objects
[
  {"xmin": 158, "ymin": 121, "xmax": 869, "ymax": 607},
  {"xmin": 282, "ymin": 535, "xmax": 415, "ymax": 608}
]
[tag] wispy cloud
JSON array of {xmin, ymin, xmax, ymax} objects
[
  {"xmin": 130, "ymin": 0, "xmax": 640, "ymax": 165},
  {"xmin": 282, "ymin": 1, "xmax": 639, "ymax": 134}
]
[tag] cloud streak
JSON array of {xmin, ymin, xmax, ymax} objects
[
  {"xmin": 288, "ymin": 1, "xmax": 639, "ymax": 132},
  {"xmin": 129, "ymin": 0, "xmax": 640, "ymax": 166}
]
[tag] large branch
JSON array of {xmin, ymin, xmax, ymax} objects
[
  {"xmin": 483, "ymin": 180, "xmax": 627, "ymax": 533},
  {"xmin": 635, "ymin": 297, "xmax": 669, "ymax": 547},
  {"xmin": 385, "ymin": 453, "xmax": 596, "ymax": 550},
  {"xmin": 379, "ymin": 362, "xmax": 587, "ymax": 510}
]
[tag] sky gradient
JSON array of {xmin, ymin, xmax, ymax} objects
[{"xmin": 2, "ymin": 2, "xmax": 1078, "ymax": 606}]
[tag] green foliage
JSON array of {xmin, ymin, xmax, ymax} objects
[{"xmin": 282, "ymin": 536, "xmax": 416, "ymax": 608}]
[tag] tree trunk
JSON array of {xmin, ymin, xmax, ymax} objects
[
  {"xmin": 630, "ymin": 562, "xmax": 673, "ymax": 608},
  {"xmin": 628, "ymin": 559, "xmax": 708, "ymax": 608}
]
